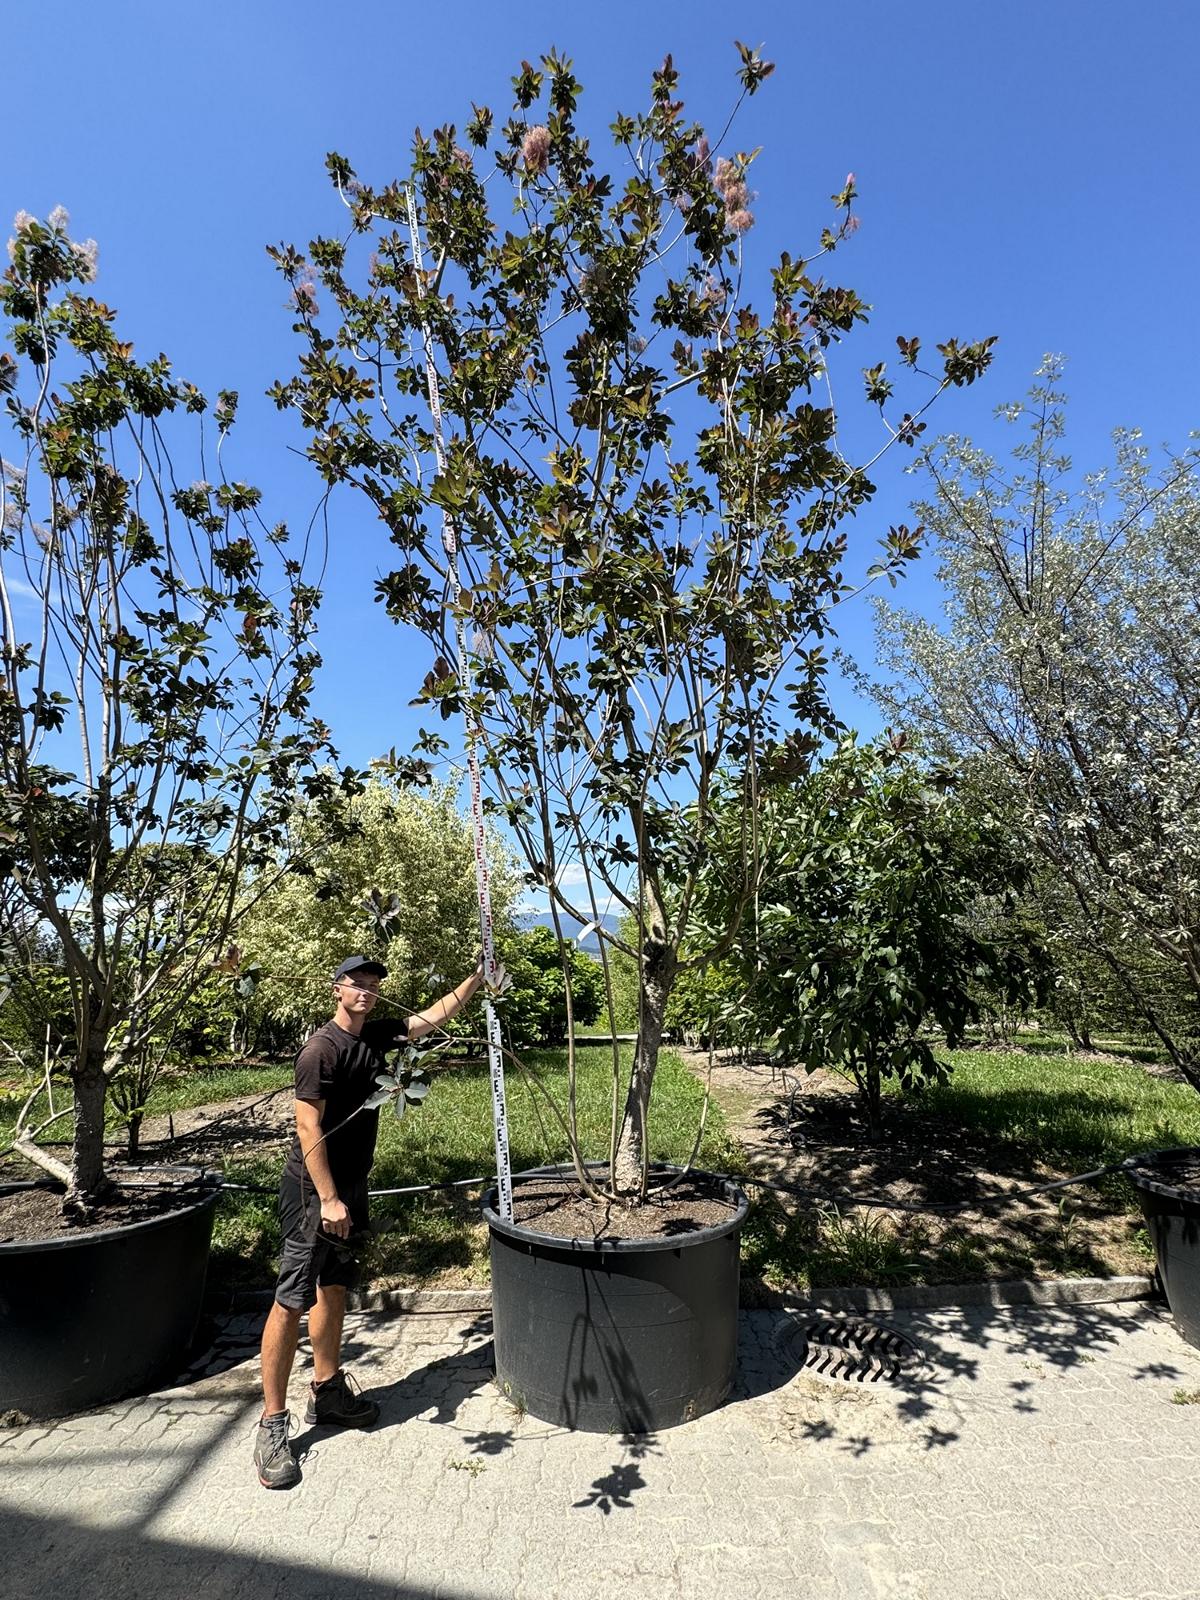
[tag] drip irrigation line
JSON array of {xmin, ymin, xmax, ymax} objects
[
  {"xmin": 215, "ymin": 1155, "xmax": 1141, "ymax": 1213},
  {"xmin": 741, "ymin": 1158, "xmax": 1136, "ymax": 1216}
]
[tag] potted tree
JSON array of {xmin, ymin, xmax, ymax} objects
[
  {"xmin": 0, "ymin": 210, "xmax": 356, "ymax": 1418},
  {"xmin": 274, "ymin": 46, "xmax": 995, "ymax": 1428}
]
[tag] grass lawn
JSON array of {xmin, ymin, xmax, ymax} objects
[
  {"xmin": 7, "ymin": 1035, "xmax": 1197, "ymax": 1295},
  {"xmin": 212, "ymin": 1044, "xmax": 739, "ymax": 1293},
  {"xmin": 736, "ymin": 1040, "xmax": 1200, "ymax": 1298},
  {"xmin": 911, "ymin": 1046, "xmax": 1200, "ymax": 1172}
]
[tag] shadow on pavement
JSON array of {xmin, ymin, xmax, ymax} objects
[
  {"xmin": 734, "ymin": 1300, "xmax": 1173, "ymax": 1458},
  {"xmin": 1, "ymin": 1503, "xmax": 490, "ymax": 1600}
]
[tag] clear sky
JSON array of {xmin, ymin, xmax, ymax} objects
[{"xmin": 7, "ymin": 1, "xmax": 1199, "ymax": 772}]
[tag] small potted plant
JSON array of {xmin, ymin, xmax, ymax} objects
[
  {"xmin": 275, "ymin": 45, "xmax": 995, "ymax": 1428},
  {"xmin": 0, "ymin": 210, "xmax": 356, "ymax": 1418}
]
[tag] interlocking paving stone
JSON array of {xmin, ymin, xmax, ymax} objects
[{"xmin": 2, "ymin": 1300, "xmax": 1198, "ymax": 1599}]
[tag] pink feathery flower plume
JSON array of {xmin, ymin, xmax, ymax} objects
[
  {"xmin": 73, "ymin": 239, "xmax": 99, "ymax": 280},
  {"xmin": 293, "ymin": 274, "xmax": 319, "ymax": 316},
  {"xmin": 713, "ymin": 157, "xmax": 755, "ymax": 235},
  {"xmin": 522, "ymin": 125, "xmax": 551, "ymax": 174}
]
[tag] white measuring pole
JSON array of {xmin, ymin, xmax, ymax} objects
[{"xmin": 405, "ymin": 186, "xmax": 513, "ymax": 1221}]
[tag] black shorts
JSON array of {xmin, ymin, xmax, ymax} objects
[{"xmin": 273, "ymin": 1171, "xmax": 371, "ymax": 1313}]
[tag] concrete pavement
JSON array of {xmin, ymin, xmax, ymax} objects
[{"xmin": 2, "ymin": 1298, "xmax": 1198, "ymax": 1600}]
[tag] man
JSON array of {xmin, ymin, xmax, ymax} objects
[{"xmin": 254, "ymin": 953, "xmax": 484, "ymax": 1489}]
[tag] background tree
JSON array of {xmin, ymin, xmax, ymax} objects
[
  {"xmin": 691, "ymin": 738, "xmax": 1044, "ymax": 1132},
  {"xmin": 870, "ymin": 360, "xmax": 1200, "ymax": 1085},
  {"xmin": 238, "ymin": 775, "xmax": 521, "ymax": 1036},
  {"xmin": 273, "ymin": 48, "xmax": 994, "ymax": 1197},
  {"xmin": 0, "ymin": 209, "xmax": 354, "ymax": 1203},
  {"xmin": 500, "ymin": 925, "xmax": 604, "ymax": 1047}
]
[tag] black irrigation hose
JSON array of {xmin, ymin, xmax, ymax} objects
[
  {"xmin": 218, "ymin": 1160, "xmax": 589, "ymax": 1201},
  {"xmin": 216, "ymin": 1155, "xmax": 1142, "ymax": 1213},
  {"xmin": 740, "ymin": 1158, "xmax": 1137, "ymax": 1216}
]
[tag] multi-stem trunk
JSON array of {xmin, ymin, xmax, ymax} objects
[{"xmin": 613, "ymin": 934, "xmax": 677, "ymax": 1199}]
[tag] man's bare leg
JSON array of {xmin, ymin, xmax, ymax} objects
[
  {"xmin": 260, "ymin": 1301, "xmax": 302, "ymax": 1415},
  {"xmin": 309, "ymin": 1284, "xmax": 346, "ymax": 1384}
]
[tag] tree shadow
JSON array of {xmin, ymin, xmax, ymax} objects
[
  {"xmin": 571, "ymin": 1460, "xmax": 648, "ymax": 1514},
  {"xmin": 2, "ymin": 1502, "xmax": 493, "ymax": 1599},
  {"xmin": 739, "ymin": 1072, "xmax": 1167, "ymax": 1286},
  {"xmin": 735, "ymin": 1299, "xmax": 1168, "ymax": 1458}
]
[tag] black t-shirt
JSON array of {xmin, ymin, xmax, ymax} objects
[{"xmin": 284, "ymin": 1016, "xmax": 409, "ymax": 1190}]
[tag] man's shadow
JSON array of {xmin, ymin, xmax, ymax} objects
[{"xmin": 291, "ymin": 1320, "xmax": 501, "ymax": 1456}]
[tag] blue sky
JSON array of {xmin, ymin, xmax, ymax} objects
[{"xmin": 7, "ymin": 0, "xmax": 1199, "ymax": 777}]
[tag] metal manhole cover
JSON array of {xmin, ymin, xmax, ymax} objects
[{"xmin": 775, "ymin": 1313, "xmax": 925, "ymax": 1385}]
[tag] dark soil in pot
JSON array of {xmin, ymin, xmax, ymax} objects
[
  {"xmin": 0, "ymin": 1173, "xmax": 213, "ymax": 1243},
  {"xmin": 508, "ymin": 1172, "xmax": 739, "ymax": 1242}
]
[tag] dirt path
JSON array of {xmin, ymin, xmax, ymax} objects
[
  {"xmin": 114, "ymin": 1085, "xmax": 295, "ymax": 1167},
  {"xmin": 680, "ymin": 1048, "xmax": 1151, "ymax": 1282}
]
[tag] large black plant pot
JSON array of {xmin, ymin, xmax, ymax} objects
[
  {"xmin": 0, "ymin": 1177, "xmax": 221, "ymax": 1419},
  {"xmin": 1125, "ymin": 1147, "xmax": 1200, "ymax": 1349},
  {"xmin": 482, "ymin": 1170, "xmax": 749, "ymax": 1432}
]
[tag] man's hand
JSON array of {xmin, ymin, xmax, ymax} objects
[{"xmin": 320, "ymin": 1195, "xmax": 351, "ymax": 1239}]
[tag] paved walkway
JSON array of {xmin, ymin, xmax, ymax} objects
[{"xmin": 2, "ymin": 1299, "xmax": 1199, "ymax": 1600}]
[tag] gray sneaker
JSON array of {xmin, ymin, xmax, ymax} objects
[
  {"xmin": 305, "ymin": 1368, "xmax": 380, "ymax": 1429},
  {"xmin": 254, "ymin": 1410, "xmax": 301, "ymax": 1489}
]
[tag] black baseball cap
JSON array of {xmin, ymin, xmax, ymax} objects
[{"xmin": 333, "ymin": 955, "xmax": 388, "ymax": 982}]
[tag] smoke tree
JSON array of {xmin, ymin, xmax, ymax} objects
[
  {"xmin": 871, "ymin": 360, "xmax": 1200, "ymax": 1084},
  {"xmin": 273, "ymin": 48, "xmax": 994, "ymax": 1197},
  {"xmin": 0, "ymin": 210, "xmax": 354, "ymax": 1203}
]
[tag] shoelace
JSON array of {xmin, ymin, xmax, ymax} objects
[
  {"xmin": 317, "ymin": 1369, "xmax": 364, "ymax": 1403},
  {"xmin": 256, "ymin": 1410, "xmax": 294, "ymax": 1455}
]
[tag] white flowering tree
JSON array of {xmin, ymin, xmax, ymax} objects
[
  {"xmin": 237, "ymin": 775, "xmax": 520, "ymax": 1033},
  {"xmin": 0, "ymin": 210, "xmax": 356, "ymax": 1204},
  {"xmin": 871, "ymin": 360, "xmax": 1200, "ymax": 1085}
]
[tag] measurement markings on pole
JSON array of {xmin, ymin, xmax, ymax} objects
[{"xmin": 405, "ymin": 184, "xmax": 512, "ymax": 1220}]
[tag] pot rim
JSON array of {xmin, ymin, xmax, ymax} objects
[
  {"xmin": 0, "ymin": 1172, "xmax": 221, "ymax": 1255},
  {"xmin": 481, "ymin": 1163, "xmax": 749, "ymax": 1254},
  {"xmin": 1124, "ymin": 1145, "xmax": 1200, "ymax": 1205}
]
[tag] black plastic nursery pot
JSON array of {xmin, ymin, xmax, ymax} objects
[
  {"xmin": 482, "ymin": 1169, "xmax": 749, "ymax": 1433},
  {"xmin": 0, "ymin": 1176, "xmax": 221, "ymax": 1419},
  {"xmin": 1125, "ymin": 1147, "xmax": 1200, "ymax": 1349}
]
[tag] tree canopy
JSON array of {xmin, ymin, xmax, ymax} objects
[
  {"xmin": 272, "ymin": 47, "xmax": 994, "ymax": 1195},
  {"xmin": 871, "ymin": 360, "xmax": 1200, "ymax": 1085}
]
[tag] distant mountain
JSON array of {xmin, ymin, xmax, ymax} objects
[{"xmin": 517, "ymin": 908, "xmax": 622, "ymax": 955}]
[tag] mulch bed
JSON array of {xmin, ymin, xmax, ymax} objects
[
  {"xmin": 0, "ymin": 1178, "xmax": 209, "ymax": 1245},
  {"xmin": 683, "ymin": 1050, "xmax": 1158, "ymax": 1282}
]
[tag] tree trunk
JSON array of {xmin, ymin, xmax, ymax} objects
[
  {"xmin": 861, "ymin": 1058, "xmax": 883, "ymax": 1138},
  {"xmin": 126, "ymin": 1111, "xmax": 143, "ymax": 1163},
  {"xmin": 613, "ymin": 940, "xmax": 677, "ymax": 1199},
  {"xmin": 70, "ymin": 1048, "xmax": 109, "ymax": 1200}
]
